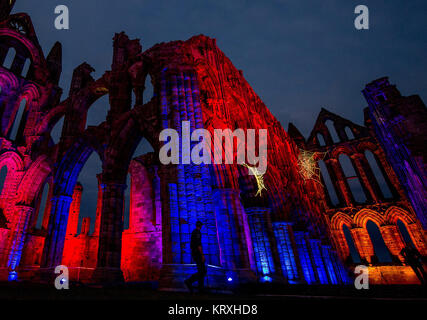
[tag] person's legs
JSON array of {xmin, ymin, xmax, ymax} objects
[
  {"xmin": 185, "ymin": 253, "xmax": 202, "ymax": 292},
  {"xmin": 197, "ymin": 261, "xmax": 207, "ymax": 291}
]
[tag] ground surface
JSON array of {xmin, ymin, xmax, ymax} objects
[{"xmin": 0, "ymin": 281, "xmax": 426, "ymax": 300}]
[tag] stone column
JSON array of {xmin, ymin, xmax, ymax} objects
[
  {"xmin": 41, "ymin": 195, "xmax": 73, "ymax": 268},
  {"xmin": 351, "ymin": 154, "xmax": 378, "ymax": 203},
  {"xmin": 330, "ymin": 228, "xmax": 350, "ymax": 261},
  {"xmin": 65, "ymin": 183, "xmax": 83, "ymax": 236},
  {"xmin": 380, "ymin": 224, "xmax": 405, "ymax": 262},
  {"xmin": 92, "ymin": 181, "xmax": 126, "ymax": 283},
  {"xmin": 6, "ymin": 205, "xmax": 33, "ymax": 280},
  {"xmin": 326, "ymin": 158, "xmax": 352, "ymax": 207},
  {"xmin": 293, "ymin": 231, "xmax": 317, "ymax": 284},
  {"xmin": 407, "ymin": 224, "xmax": 427, "ymax": 256},
  {"xmin": 214, "ymin": 189, "xmax": 254, "ymax": 271},
  {"xmin": 272, "ymin": 222, "xmax": 302, "ymax": 283},
  {"xmin": 350, "ymin": 227, "xmax": 374, "ymax": 264},
  {"xmin": 309, "ymin": 239, "xmax": 329, "ymax": 284},
  {"xmin": 93, "ymin": 174, "xmax": 104, "ymax": 236},
  {"xmin": 321, "ymin": 245, "xmax": 338, "ymax": 284}
]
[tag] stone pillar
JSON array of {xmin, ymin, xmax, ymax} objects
[
  {"xmin": 293, "ymin": 231, "xmax": 317, "ymax": 284},
  {"xmin": 41, "ymin": 182, "xmax": 54, "ymax": 231},
  {"xmin": 350, "ymin": 227, "xmax": 374, "ymax": 264},
  {"xmin": 81, "ymin": 217, "xmax": 91, "ymax": 235},
  {"xmin": 331, "ymin": 228, "xmax": 350, "ymax": 261},
  {"xmin": 321, "ymin": 245, "xmax": 338, "ymax": 284},
  {"xmin": 41, "ymin": 195, "xmax": 73, "ymax": 268},
  {"xmin": 309, "ymin": 239, "xmax": 329, "ymax": 284},
  {"xmin": 6, "ymin": 205, "xmax": 33, "ymax": 280},
  {"xmin": 380, "ymin": 224, "xmax": 405, "ymax": 262},
  {"xmin": 272, "ymin": 222, "xmax": 302, "ymax": 283},
  {"xmin": 374, "ymin": 150, "xmax": 405, "ymax": 199},
  {"xmin": 407, "ymin": 224, "xmax": 427, "ymax": 255},
  {"xmin": 65, "ymin": 183, "xmax": 83, "ymax": 236},
  {"xmin": 351, "ymin": 154, "xmax": 379, "ymax": 203},
  {"xmin": 245, "ymin": 207, "xmax": 279, "ymax": 278},
  {"xmin": 92, "ymin": 181, "xmax": 126, "ymax": 283},
  {"xmin": 214, "ymin": 189, "xmax": 253, "ymax": 270},
  {"xmin": 326, "ymin": 159, "xmax": 353, "ymax": 207},
  {"xmin": 93, "ymin": 174, "xmax": 104, "ymax": 236}
]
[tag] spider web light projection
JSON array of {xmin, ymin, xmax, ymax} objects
[
  {"xmin": 243, "ymin": 163, "xmax": 267, "ymax": 197},
  {"xmin": 298, "ymin": 149, "xmax": 326, "ymax": 185}
]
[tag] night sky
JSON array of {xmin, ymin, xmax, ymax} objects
[{"xmin": 10, "ymin": 1, "xmax": 427, "ymax": 232}]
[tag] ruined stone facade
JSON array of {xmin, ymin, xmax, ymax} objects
[{"xmin": 0, "ymin": 2, "xmax": 425, "ymax": 287}]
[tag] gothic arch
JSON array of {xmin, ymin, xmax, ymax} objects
[
  {"xmin": 35, "ymin": 103, "xmax": 67, "ymax": 138},
  {"xmin": 16, "ymin": 154, "xmax": 51, "ymax": 205},
  {"xmin": 102, "ymin": 108, "xmax": 160, "ymax": 183},
  {"xmin": 53, "ymin": 133, "xmax": 106, "ymax": 196},
  {"xmin": 0, "ymin": 149, "xmax": 24, "ymax": 172},
  {"xmin": 330, "ymin": 146, "xmax": 355, "ymax": 159},
  {"xmin": 0, "ymin": 68, "xmax": 19, "ymax": 91},
  {"xmin": 354, "ymin": 208, "xmax": 385, "ymax": 228},
  {"xmin": 384, "ymin": 206, "xmax": 415, "ymax": 225},
  {"xmin": 330, "ymin": 212, "xmax": 353, "ymax": 231},
  {"xmin": 0, "ymin": 29, "xmax": 45, "ymax": 71}
]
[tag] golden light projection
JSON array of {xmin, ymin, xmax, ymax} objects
[
  {"xmin": 298, "ymin": 149, "xmax": 326, "ymax": 185},
  {"xmin": 243, "ymin": 163, "xmax": 267, "ymax": 197},
  {"xmin": 94, "ymin": 87, "xmax": 109, "ymax": 94}
]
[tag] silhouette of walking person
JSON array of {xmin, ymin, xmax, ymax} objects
[
  {"xmin": 185, "ymin": 221, "xmax": 207, "ymax": 293},
  {"xmin": 400, "ymin": 244, "xmax": 427, "ymax": 285}
]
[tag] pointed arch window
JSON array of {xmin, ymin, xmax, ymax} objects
[
  {"xmin": 364, "ymin": 150, "xmax": 393, "ymax": 199},
  {"xmin": 21, "ymin": 58, "xmax": 31, "ymax": 77},
  {"xmin": 35, "ymin": 183, "xmax": 50, "ymax": 229},
  {"xmin": 397, "ymin": 219, "xmax": 415, "ymax": 248},
  {"xmin": 338, "ymin": 154, "xmax": 367, "ymax": 204},
  {"xmin": 366, "ymin": 220, "xmax": 392, "ymax": 263},
  {"xmin": 343, "ymin": 225, "xmax": 361, "ymax": 263},
  {"xmin": 344, "ymin": 126, "xmax": 355, "ymax": 140},
  {"xmin": 325, "ymin": 120, "xmax": 340, "ymax": 143},
  {"xmin": 0, "ymin": 166, "xmax": 7, "ymax": 195},
  {"xmin": 10, "ymin": 98, "xmax": 26, "ymax": 141},
  {"xmin": 318, "ymin": 160, "xmax": 339, "ymax": 206},
  {"xmin": 3, "ymin": 47, "xmax": 16, "ymax": 69},
  {"xmin": 317, "ymin": 133, "xmax": 326, "ymax": 147}
]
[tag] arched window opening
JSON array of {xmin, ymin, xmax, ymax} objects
[
  {"xmin": 77, "ymin": 152, "xmax": 102, "ymax": 235},
  {"xmin": 345, "ymin": 126, "xmax": 355, "ymax": 140},
  {"xmin": 0, "ymin": 166, "xmax": 7, "ymax": 195},
  {"xmin": 318, "ymin": 160, "xmax": 339, "ymax": 206},
  {"xmin": 364, "ymin": 150, "xmax": 393, "ymax": 199},
  {"xmin": 50, "ymin": 116, "xmax": 64, "ymax": 145},
  {"xmin": 21, "ymin": 58, "xmax": 31, "ymax": 77},
  {"xmin": 339, "ymin": 154, "xmax": 367, "ymax": 204},
  {"xmin": 316, "ymin": 133, "xmax": 326, "ymax": 147},
  {"xmin": 3, "ymin": 47, "xmax": 16, "ymax": 69},
  {"xmin": 35, "ymin": 183, "xmax": 49, "ymax": 229},
  {"xmin": 397, "ymin": 219, "xmax": 415, "ymax": 248},
  {"xmin": 86, "ymin": 95, "xmax": 109, "ymax": 129},
  {"xmin": 143, "ymin": 74, "xmax": 154, "ymax": 104},
  {"xmin": 124, "ymin": 138, "xmax": 155, "ymax": 230},
  {"xmin": 325, "ymin": 120, "xmax": 340, "ymax": 144},
  {"xmin": 343, "ymin": 225, "xmax": 361, "ymax": 263},
  {"xmin": 366, "ymin": 220, "xmax": 392, "ymax": 263},
  {"xmin": 10, "ymin": 98, "xmax": 26, "ymax": 141}
]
